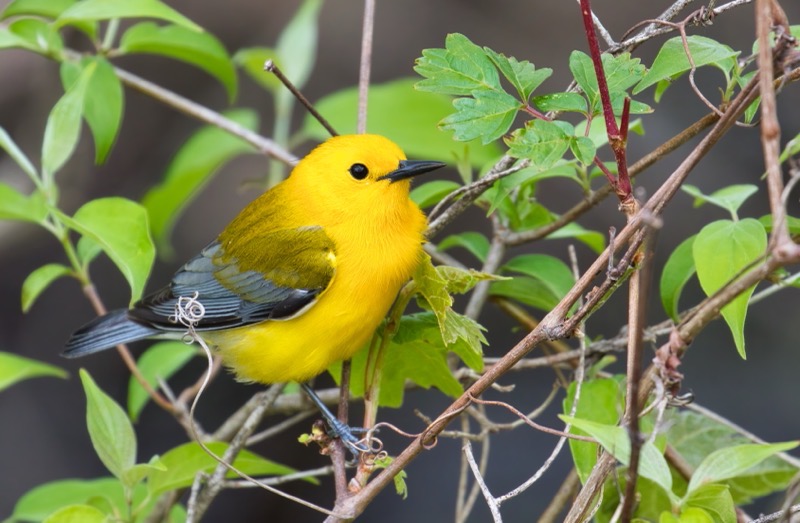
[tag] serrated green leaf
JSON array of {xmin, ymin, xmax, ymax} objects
[
  {"xmin": 532, "ymin": 92, "xmax": 587, "ymax": 114},
  {"xmin": 43, "ymin": 504, "xmax": 106, "ymax": 523},
  {"xmin": 667, "ymin": 410, "xmax": 799, "ymax": 504},
  {"xmin": 693, "ymin": 218, "xmax": 767, "ymax": 358},
  {"xmin": 120, "ymin": 22, "xmax": 236, "ymax": 101},
  {"xmin": 57, "ymin": 0, "xmax": 201, "ymax": 32},
  {"xmin": 435, "ymin": 265, "xmax": 498, "ymax": 297},
  {"xmin": 506, "ymin": 119, "xmax": 570, "ymax": 169},
  {"xmin": 0, "ymin": 182, "xmax": 47, "ymax": 223},
  {"xmin": 80, "ymin": 369, "xmax": 137, "ymax": 479},
  {"xmin": 141, "ymin": 109, "xmax": 258, "ymax": 259},
  {"xmin": 438, "ymin": 231, "xmax": 490, "ymax": 262},
  {"xmin": 42, "ymin": 62, "xmax": 95, "ymax": 178},
  {"xmin": 683, "ymin": 484, "xmax": 736, "ymax": 523},
  {"xmin": 410, "ymin": 180, "xmax": 460, "ymax": 209},
  {"xmin": 2, "ymin": 0, "xmax": 75, "ymax": 19},
  {"xmin": 147, "ymin": 441, "xmax": 301, "ymax": 496},
  {"xmin": 128, "ymin": 342, "xmax": 197, "ymax": 421},
  {"xmin": 22, "ymin": 263, "xmax": 72, "ymax": 312},
  {"xmin": 563, "ymin": 378, "xmax": 622, "ymax": 484},
  {"xmin": 59, "ymin": 197, "xmax": 155, "ymax": 304},
  {"xmin": 635, "ymin": 36, "xmax": 739, "ymax": 94},
  {"xmin": 483, "ymin": 46, "xmax": 551, "ymax": 101},
  {"xmin": 61, "ymin": 57, "xmax": 123, "ymax": 164},
  {"xmin": 682, "ymin": 184, "xmax": 758, "ymax": 218},
  {"xmin": 0, "ymin": 351, "xmax": 67, "ymax": 392},
  {"xmin": 561, "ymin": 415, "xmax": 674, "ymax": 497},
  {"xmin": 274, "ymin": 0, "xmax": 321, "ymax": 93},
  {"xmin": 334, "ymin": 312, "xmax": 477, "ymax": 407},
  {"xmin": 8, "ymin": 18, "xmax": 63, "ymax": 55},
  {"xmin": 415, "ymin": 32, "xmax": 502, "ymax": 96},
  {"xmin": 570, "ymin": 51, "xmax": 645, "ymax": 113},
  {"xmin": 441, "ymin": 89, "xmax": 520, "ymax": 144},
  {"xmin": 687, "ymin": 441, "xmax": 799, "ymax": 495},
  {"xmin": 303, "ymin": 78, "xmax": 501, "ymax": 166},
  {"xmin": 660, "ymin": 234, "xmax": 697, "ymax": 322}
]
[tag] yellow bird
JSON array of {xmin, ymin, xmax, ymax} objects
[{"xmin": 65, "ymin": 134, "xmax": 444, "ymax": 450}]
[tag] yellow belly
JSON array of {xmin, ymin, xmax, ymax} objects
[{"xmin": 203, "ymin": 241, "xmax": 421, "ymax": 384}]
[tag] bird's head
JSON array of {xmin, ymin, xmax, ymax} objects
[{"xmin": 288, "ymin": 134, "xmax": 444, "ymax": 222}]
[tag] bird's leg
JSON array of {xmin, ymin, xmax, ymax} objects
[{"xmin": 300, "ymin": 382, "xmax": 369, "ymax": 456}]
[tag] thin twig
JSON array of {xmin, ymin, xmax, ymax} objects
[
  {"xmin": 464, "ymin": 217, "xmax": 506, "ymax": 320},
  {"xmin": 265, "ymin": 60, "xmax": 338, "ymax": 137},
  {"xmin": 357, "ymin": 0, "xmax": 376, "ymax": 134},
  {"xmin": 463, "ymin": 441, "xmax": 502, "ymax": 522},
  {"xmin": 749, "ymin": 504, "xmax": 800, "ymax": 522}
]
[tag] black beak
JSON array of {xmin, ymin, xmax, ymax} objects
[{"xmin": 379, "ymin": 160, "xmax": 445, "ymax": 182}]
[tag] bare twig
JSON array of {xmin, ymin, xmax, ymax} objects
[
  {"xmin": 265, "ymin": 60, "xmax": 338, "ymax": 137},
  {"xmin": 463, "ymin": 441, "xmax": 503, "ymax": 522},
  {"xmin": 357, "ymin": 0, "xmax": 376, "ymax": 134}
]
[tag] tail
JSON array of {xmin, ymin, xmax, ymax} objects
[{"xmin": 64, "ymin": 310, "xmax": 160, "ymax": 358}]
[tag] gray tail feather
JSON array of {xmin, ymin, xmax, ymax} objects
[{"xmin": 64, "ymin": 310, "xmax": 160, "ymax": 358}]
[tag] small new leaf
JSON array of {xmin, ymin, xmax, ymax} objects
[
  {"xmin": 0, "ymin": 352, "xmax": 67, "ymax": 392},
  {"xmin": 22, "ymin": 263, "xmax": 72, "ymax": 312},
  {"xmin": 506, "ymin": 119, "xmax": 570, "ymax": 170},
  {"xmin": 483, "ymin": 46, "xmax": 552, "ymax": 102}
]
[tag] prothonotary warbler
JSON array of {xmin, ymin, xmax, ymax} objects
[{"xmin": 64, "ymin": 134, "xmax": 444, "ymax": 451}]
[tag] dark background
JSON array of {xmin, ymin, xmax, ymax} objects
[{"xmin": 1, "ymin": 1, "xmax": 799, "ymax": 521}]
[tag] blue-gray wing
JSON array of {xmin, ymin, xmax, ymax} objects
[{"xmin": 129, "ymin": 228, "xmax": 336, "ymax": 331}]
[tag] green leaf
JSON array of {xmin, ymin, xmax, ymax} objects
[
  {"xmin": 9, "ymin": 478, "xmax": 120, "ymax": 522},
  {"xmin": 660, "ymin": 235, "xmax": 697, "ymax": 322},
  {"xmin": 441, "ymin": 89, "xmax": 520, "ymax": 144},
  {"xmin": 303, "ymin": 78, "xmax": 501, "ymax": 166},
  {"xmin": 0, "ymin": 125, "xmax": 39, "ymax": 181},
  {"xmin": 147, "ymin": 441, "xmax": 301, "ymax": 496},
  {"xmin": 8, "ymin": 18, "xmax": 64, "ymax": 55},
  {"xmin": 666, "ymin": 410, "xmax": 799, "ymax": 504},
  {"xmin": 532, "ymin": 92, "xmax": 587, "ymax": 114},
  {"xmin": 438, "ymin": 231, "xmax": 490, "ymax": 263},
  {"xmin": 682, "ymin": 184, "xmax": 758, "ymax": 218},
  {"xmin": 120, "ymin": 455, "xmax": 166, "ymax": 491},
  {"xmin": 0, "ymin": 26, "xmax": 39, "ymax": 51},
  {"xmin": 59, "ymin": 198, "xmax": 155, "ymax": 304},
  {"xmin": 687, "ymin": 441, "xmax": 799, "ymax": 495},
  {"xmin": 693, "ymin": 218, "xmax": 767, "ymax": 358},
  {"xmin": 335, "ymin": 312, "xmax": 475, "ymax": 407},
  {"xmin": 570, "ymin": 136, "xmax": 596, "ymax": 164},
  {"xmin": 42, "ymin": 62, "xmax": 95, "ymax": 178},
  {"xmin": 22, "ymin": 263, "xmax": 72, "ymax": 312},
  {"xmin": 410, "ymin": 180, "xmax": 460, "ymax": 209},
  {"xmin": 415, "ymin": 33, "xmax": 502, "ymax": 96},
  {"xmin": 570, "ymin": 51, "xmax": 645, "ymax": 113},
  {"xmin": 779, "ymin": 131, "xmax": 800, "ymax": 164},
  {"xmin": 120, "ymin": 22, "xmax": 236, "ymax": 101},
  {"xmin": 561, "ymin": 415, "xmax": 674, "ymax": 498},
  {"xmin": 128, "ymin": 341, "xmax": 197, "ymax": 421},
  {"xmin": 2, "ymin": 0, "xmax": 76, "ymax": 19},
  {"xmin": 43, "ymin": 504, "xmax": 107, "ymax": 523},
  {"xmin": 80, "ymin": 369, "xmax": 137, "ymax": 479},
  {"xmin": 141, "ymin": 109, "xmax": 258, "ymax": 259},
  {"xmin": 0, "ymin": 182, "xmax": 47, "ymax": 223},
  {"xmin": 563, "ymin": 378, "xmax": 622, "ymax": 483},
  {"xmin": 490, "ymin": 254, "xmax": 574, "ymax": 311},
  {"xmin": 546, "ymin": 221, "xmax": 606, "ymax": 253},
  {"xmin": 635, "ymin": 36, "xmax": 739, "ymax": 94},
  {"xmin": 683, "ymin": 484, "xmax": 736, "ymax": 523},
  {"xmin": 57, "ymin": 0, "xmax": 202, "ymax": 32},
  {"xmin": 273, "ymin": 0, "xmax": 322, "ymax": 92},
  {"xmin": 0, "ymin": 351, "xmax": 67, "ymax": 392},
  {"xmin": 506, "ymin": 119, "xmax": 570, "ymax": 169},
  {"xmin": 60, "ymin": 57, "xmax": 124, "ymax": 164},
  {"xmin": 435, "ymin": 265, "xmax": 499, "ymax": 299},
  {"xmin": 483, "ymin": 46, "xmax": 552, "ymax": 101},
  {"xmin": 662, "ymin": 507, "xmax": 715, "ymax": 523}
]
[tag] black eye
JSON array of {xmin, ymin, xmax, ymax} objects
[{"xmin": 348, "ymin": 163, "xmax": 369, "ymax": 180}]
